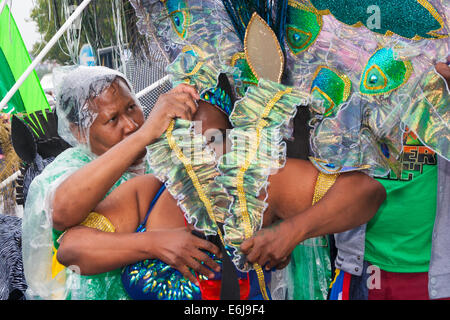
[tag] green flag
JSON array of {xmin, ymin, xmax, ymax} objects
[{"xmin": 0, "ymin": 4, "xmax": 50, "ymax": 115}]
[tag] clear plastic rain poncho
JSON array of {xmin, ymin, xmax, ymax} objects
[{"xmin": 22, "ymin": 66, "xmax": 149, "ymax": 300}]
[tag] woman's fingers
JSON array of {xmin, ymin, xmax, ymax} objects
[
  {"xmin": 171, "ymin": 83, "xmax": 200, "ymax": 100},
  {"xmin": 177, "ymin": 265, "xmax": 199, "ymax": 286},
  {"xmin": 191, "ymin": 249, "xmax": 221, "ymax": 274},
  {"xmin": 185, "ymin": 256, "xmax": 215, "ymax": 280}
]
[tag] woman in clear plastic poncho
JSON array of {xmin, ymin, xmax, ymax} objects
[{"xmin": 21, "ymin": 65, "xmax": 220, "ymax": 300}]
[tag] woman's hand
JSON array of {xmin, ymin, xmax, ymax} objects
[
  {"xmin": 148, "ymin": 227, "xmax": 221, "ymax": 285},
  {"xmin": 137, "ymin": 83, "xmax": 200, "ymax": 144}
]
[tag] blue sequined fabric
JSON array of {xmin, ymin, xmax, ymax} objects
[{"xmin": 121, "ymin": 225, "xmax": 202, "ymax": 300}]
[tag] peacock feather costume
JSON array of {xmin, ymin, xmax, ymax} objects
[{"xmin": 129, "ymin": 0, "xmax": 449, "ymax": 300}]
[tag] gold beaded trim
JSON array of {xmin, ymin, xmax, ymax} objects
[
  {"xmin": 236, "ymin": 87, "xmax": 293, "ymax": 300},
  {"xmin": 312, "ymin": 172, "xmax": 339, "ymax": 205},
  {"xmin": 166, "ymin": 120, "xmax": 225, "ymax": 245},
  {"xmin": 80, "ymin": 212, "xmax": 116, "ymax": 233}
]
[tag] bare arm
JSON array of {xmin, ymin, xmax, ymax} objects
[
  {"xmin": 52, "ymin": 84, "xmax": 200, "ymax": 231},
  {"xmin": 241, "ymin": 158, "xmax": 386, "ymax": 269},
  {"xmin": 56, "ymin": 174, "xmax": 221, "ymax": 284},
  {"xmin": 56, "ymin": 225, "xmax": 220, "ymax": 285},
  {"xmin": 435, "ymin": 57, "xmax": 450, "ymax": 87}
]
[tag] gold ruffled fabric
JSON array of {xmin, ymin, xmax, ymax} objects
[
  {"xmin": 146, "ymin": 119, "xmax": 232, "ymax": 237},
  {"xmin": 216, "ymin": 79, "xmax": 311, "ymax": 272}
]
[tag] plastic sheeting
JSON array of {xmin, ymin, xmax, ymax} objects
[
  {"xmin": 22, "ymin": 66, "xmax": 149, "ymax": 299},
  {"xmin": 53, "ymin": 65, "xmax": 137, "ymax": 148}
]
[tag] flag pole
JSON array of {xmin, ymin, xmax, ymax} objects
[
  {"xmin": 0, "ymin": 0, "xmax": 93, "ymax": 111},
  {"xmin": 136, "ymin": 75, "xmax": 171, "ymax": 99},
  {"xmin": 0, "ymin": 0, "xmax": 7, "ymax": 16}
]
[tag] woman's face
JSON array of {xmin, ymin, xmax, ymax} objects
[
  {"xmin": 193, "ymin": 100, "xmax": 232, "ymax": 159},
  {"xmin": 88, "ymin": 79, "xmax": 145, "ymax": 157}
]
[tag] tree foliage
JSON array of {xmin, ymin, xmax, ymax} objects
[{"xmin": 30, "ymin": 0, "xmax": 143, "ymax": 65}]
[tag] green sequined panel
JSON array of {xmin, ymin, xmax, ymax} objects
[
  {"xmin": 286, "ymin": 0, "xmax": 323, "ymax": 55},
  {"xmin": 310, "ymin": 66, "xmax": 352, "ymax": 117},
  {"xmin": 310, "ymin": 0, "xmax": 446, "ymax": 39},
  {"xmin": 360, "ymin": 47, "xmax": 413, "ymax": 95}
]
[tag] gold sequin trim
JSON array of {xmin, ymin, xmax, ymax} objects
[
  {"xmin": 80, "ymin": 212, "xmax": 116, "ymax": 233},
  {"xmin": 312, "ymin": 172, "xmax": 339, "ymax": 205},
  {"xmin": 236, "ymin": 87, "xmax": 293, "ymax": 300}
]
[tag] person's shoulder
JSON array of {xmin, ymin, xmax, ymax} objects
[{"xmin": 129, "ymin": 173, "xmax": 162, "ymax": 189}]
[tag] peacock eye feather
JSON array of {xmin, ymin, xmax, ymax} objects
[
  {"xmin": 285, "ymin": 0, "xmax": 323, "ymax": 55},
  {"xmin": 360, "ymin": 47, "xmax": 413, "ymax": 96},
  {"xmin": 310, "ymin": 66, "xmax": 352, "ymax": 117},
  {"xmin": 164, "ymin": 0, "xmax": 190, "ymax": 39}
]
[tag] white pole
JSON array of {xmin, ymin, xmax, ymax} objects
[
  {"xmin": 136, "ymin": 75, "xmax": 171, "ymax": 99},
  {"xmin": 0, "ymin": 0, "xmax": 93, "ymax": 111},
  {"xmin": 0, "ymin": 170, "xmax": 20, "ymax": 189},
  {"xmin": 0, "ymin": 0, "xmax": 7, "ymax": 16}
]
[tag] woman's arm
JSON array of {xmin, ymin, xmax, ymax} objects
[
  {"xmin": 52, "ymin": 84, "xmax": 200, "ymax": 231},
  {"xmin": 241, "ymin": 158, "xmax": 386, "ymax": 269},
  {"xmin": 56, "ymin": 173, "xmax": 221, "ymax": 284},
  {"xmin": 56, "ymin": 225, "xmax": 220, "ymax": 285}
]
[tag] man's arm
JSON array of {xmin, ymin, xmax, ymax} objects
[
  {"xmin": 52, "ymin": 84, "xmax": 200, "ymax": 231},
  {"xmin": 435, "ymin": 57, "xmax": 450, "ymax": 87},
  {"xmin": 241, "ymin": 158, "xmax": 386, "ymax": 270}
]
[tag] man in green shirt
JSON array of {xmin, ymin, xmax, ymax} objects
[{"xmin": 329, "ymin": 59, "xmax": 450, "ymax": 300}]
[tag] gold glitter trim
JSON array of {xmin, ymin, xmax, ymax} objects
[
  {"xmin": 166, "ymin": 120, "xmax": 225, "ymax": 245},
  {"xmin": 417, "ymin": 0, "xmax": 447, "ymax": 39},
  {"xmin": 312, "ymin": 172, "xmax": 339, "ymax": 205},
  {"xmin": 288, "ymin": 0, "xmax": 317, "ymax": 13},
  {"xmin": 80, "ymin": 212, "xmax": 116, "ymax": 233}
]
